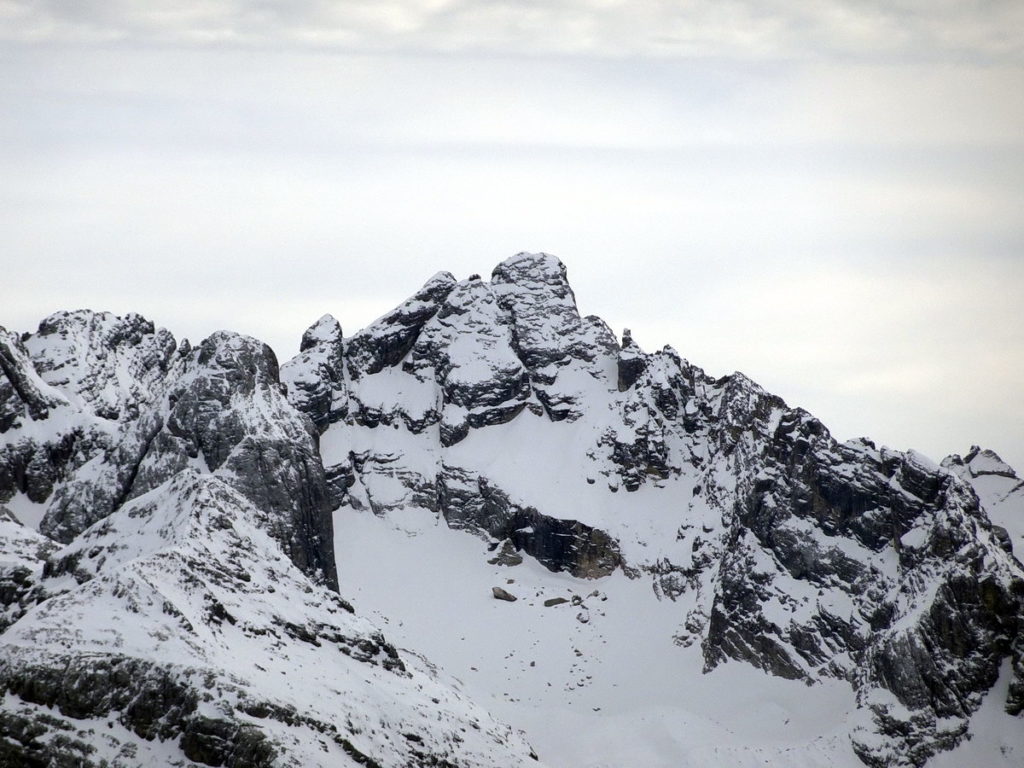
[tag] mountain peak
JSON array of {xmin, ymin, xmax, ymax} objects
[
  {"xmin": 300, "ymin": 313, "xmax": 343, "ymax": 353},
  {"xmin": 492, "ymin": 251, "xmax": 576, "ymax": 305},
  {"xmin": 23, "ymin": 309, "xmax": 176, "ymax": 421},
  {"xmin": 960, "ymin": 445, "xmax": 1018, "ymax": 479}
]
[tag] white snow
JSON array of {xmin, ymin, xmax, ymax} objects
[
  {"xmin": 945, "ymin": 448, "xmax": 1024, "ymax": 553},
  {"xmin": 967, "ymin": 450, "xmax": 1016, "ymax": 478},
  {"xmin": 334, "ymin": 506, "xmax": 866, "ymax": 768},
  {"xmin": 3, "ymin": 492, "xmax": 48, "ymax": 530}
]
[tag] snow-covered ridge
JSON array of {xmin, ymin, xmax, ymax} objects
[
  {"xmin": 944, "ymin": 445, "xmax": 1024, "ymax": 556},
  {"xmin": 1, "ymin": 470, "xmax": 540, "ymax": 766}
]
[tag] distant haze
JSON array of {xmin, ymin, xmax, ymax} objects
[{"xmin": 2, "ymin": 1, "xmax": 1022, "ymax": 470}]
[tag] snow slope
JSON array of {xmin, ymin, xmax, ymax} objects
[
  {"xmin": 1, "ymin": 471, "xmax": 541, "ymax": 767},
  {"xmin": 335, "ymin": 506, "xmax": 865, "ymax": 768},
  {"xmin": 335, "ymin": 503, "xmax": 1024, "ymax": 768}
]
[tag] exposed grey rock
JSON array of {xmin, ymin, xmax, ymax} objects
[
  {"xmin": 591, "ymin": 345, "xmax": 696, "ymax": 492},
  {"xmin": 24, "ymin": 310, "xmax": 176, "ymax": 422},
  {"xmin": 687, "ymin": 386, "xmax": 1024, "ymax": 762},
  {"xmin": 41, "ymin": 331, "xmax": 338, "ymax": 591},
  {"xmin": 491, "ymin": 252, "xmax": 619, "ymax": 421},
  {"xmin": 343, "ymin": 450, "xmax": 439, "ymax": 516},
  {"xmin": 0, "ymin": 511, "xmax": 55, "ymax": 633},
  {"xmin": 0, "ymin": 430, "xmax": 83, "ymax": 508},
  {"xmin": 0, "ymin": 655, "xmax": 278, "ymax": 768},
  {"xmin": 943, "ymin": 445, "xmax": 1024, "ymax": 556},
  {"xmin": 440, "ymin": 466, "xmax": 622, "ymax": 579},
  {"xmin": 407, "ymin": 277, "xmax": 535, "ymax": 446},
  {"xmin": 345, "ymin": 271, "xmax": 456, "ymax": 379},
  {"xmin": 318, "ymin": 254, "xmax": 1024, "ymax": 763},
  {"xmin": 281, "ymin": 314, "xmax": 348, "ymax": 433},
  {"xmin": 616, "ymin": 329, "xmax": 646, "ymax": 392},
  {"xmin": 492, "ymin": 586, "xmax": 518, "ymax": 602},
  {"xmin": 487, "ymin": 539, "xmax": 524, "ymax": 567},
  {"xmin": 6, "ymin": 254, "xmax": 1023, "ymax": 767},
  {"xmin": 1, "ymin": 311, "xmax": 178, "ymax": 520},
  {"xmin": 0, "ymin": 328, "xmax": 64, "ymax": 431}
]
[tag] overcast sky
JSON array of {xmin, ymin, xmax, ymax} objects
[{"xmin": 2, "ymin": 1, "xmax": 1022, "ymax": 470}]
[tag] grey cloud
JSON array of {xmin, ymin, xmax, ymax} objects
[
  {"xmin": 4, "ymin": 45, "xmax": 1021, "ymax": 156},
  {"xmin": 1, "ymin": 4, "xmax": 1022, "ymax": 480},
  {"xmin": 3, "ymin": 0, "xmax": 1023, "ymax": 62}
]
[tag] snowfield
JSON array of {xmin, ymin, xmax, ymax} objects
[{"xmin": 336, "ymin": 504, "xmax": 1023, "ymax": 768}]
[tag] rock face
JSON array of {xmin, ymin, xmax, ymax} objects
[
  {"xmin": 281, "ymin": 314, "xmax": 348, "ymax": 433},
  {"xmin": 0, "ymin": 329, "xmax": 64, "ymax": 430},
  {"xmin": 3, "ymin": 252, "xmax": 1023, "ymax": 767},
  {"xmin": 0, "ymin": 510, "xmax": 56, "ymax": 633},
  {"xmin": 37, "ymin": 329, "xmax": 339, "ymax": 592},
  {"xmin": 943, "ymin": 445, "xmax": 1024, "ymax": 554},
  {"xmin": 440, "ymin": 467, "xmax": 622, "ymax": 579},
  {"xmin": 23, "ymin": 310, "xmax": 177, "ymax": 421},
  {"xmin": 345, "ymin": 271, "xmax": 457, "ymax": 380},
  {"xmin": 1, "ymin": 312, "xmax": 179, "ymax": 528},
  {"xmin": 490, "ymin": 253, "xmax": 619, "ymax": 422}
]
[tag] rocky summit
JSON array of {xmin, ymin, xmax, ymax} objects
[{"xmin": 1, "ymin": 253, "xmax": 1022, "ymax": 768}]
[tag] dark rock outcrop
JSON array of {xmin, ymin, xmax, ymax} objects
[
  {"xmin": 1, "ymin": 311, "xmax": 178, "ymax": 524},
  {"xmin": 25, "ymin": 310, "xmax": 176, "ymax": 422},
  {"xmin": 440, "ymin": 467, "xmax": 622, "ymax": 579},
  {"xmin": 0, "ymin": 329, "xmax": 63, "ymax": 431},
  {"xmin": 491, "ymin": 253, "xmax": 619, "ymax": 421},
  {"xmin": 281, "ymin": 314, "xmax": 348, "ymax": 432},
  {"xmin": 345, "ymin": 271, "xmax": 456, "ymax": 379},
  {"xmin": 492, "ymin": 586, "xmax": 518, "ymax": 602}
]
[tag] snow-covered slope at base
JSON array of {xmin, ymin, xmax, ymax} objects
[
  {"xmin": 336, "ymin": 506, "xmax": 1024, "ymax": 767},
  {"xmin": 335, "ymin": 506, "xmax": 871, "ymax": 768},
  {"xmin": 442, "ymin": 407, "xmax": 710, "ymax": 565},
  {"xmin": 928, "ymin": 659, "xmax": 1023, "ymax": 768},
  {"xmin": 0, "ymin": 472, "xmax": 541, "ymax": 767}
]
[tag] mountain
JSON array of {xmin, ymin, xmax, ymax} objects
[{"xmin": 2, "ymin": 253, "xmax": 1022, "ymax": 767}]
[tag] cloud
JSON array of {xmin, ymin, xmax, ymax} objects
[
  {"xmin": 2, "ymin": 0, "xmax": 1023, "ymax": 62},
  {"xmin": 1, "ymin": 2, "xmax": 1022, "ymax": 472}
]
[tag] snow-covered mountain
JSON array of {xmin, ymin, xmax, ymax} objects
[{"xmin": 2, "ymin": 253, "xmax": 1022, "ymax": 767}]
